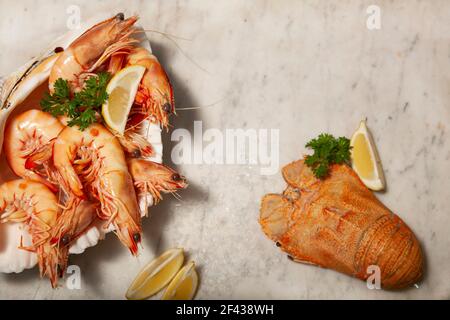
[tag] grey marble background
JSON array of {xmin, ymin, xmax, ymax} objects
[{"xmin": 0, "ymin": 0, "xmax": 449, "ymax": 299}]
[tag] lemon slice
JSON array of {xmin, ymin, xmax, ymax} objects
[
  {"xmin": 102, "ymin": 65, "xmax": 146, "ymax": 135},
  {"xmin": 126, "ymin": 248, "xmax": 184, "ymax": 300},
  {"xmin": 350, "ymin": 119, "xmax": 386, "ymax": 191},
  {"xmin": 162, "ymin": 261, "xmax": 199, "ymax": 300}
]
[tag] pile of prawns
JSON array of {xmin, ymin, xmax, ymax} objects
[{"xmin": 0, "ymin": 14, "xmax": 187, "ymax": 287}]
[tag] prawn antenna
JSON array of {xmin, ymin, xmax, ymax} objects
[
  {"xmin": 176, "ymin": 97, "xmax": 227, "ymax": 111},
  {"xmin": 144, "ymin": 29, "xmax": 210, "ymax": 75},
  {"xmin": 171, "ymin": 192, "xmax": 183, "ymax": 202}
]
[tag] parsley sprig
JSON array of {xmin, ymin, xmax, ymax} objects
[
  {"xmin": 40, "ymin": 72, "xmax": 110, "ymax": 130},
  {"xmin": 305, "ymin": 133, "xmax": 352, "ymax": 179}
]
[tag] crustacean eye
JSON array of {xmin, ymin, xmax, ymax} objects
[
  {"xmin": 163, "ymin": 103, "xmax": 172, "ymax": 114},
  {"xmin": 133, "ymin": 233, "xmax": 141, "ymax": 243}
]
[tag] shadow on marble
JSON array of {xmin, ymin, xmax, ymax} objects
[
  {"xmin": 138, "ymin": 40, "xmax": 209, "ymax": 253},
  {"xmin": 1, "ymin": 267, "xmax": 39, "ymax": 287},
  {"xmin": 68, "ymin": 232, "xmax": 125, "ymax": 295},
  {"xmin": 149, "ymin": 39, "xmax": 203, "ymax": 165},
  {"xmin": 142, "ymin": 181, "xmax": 206, "ymax": 253}
]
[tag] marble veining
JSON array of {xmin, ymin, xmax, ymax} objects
[{"xmin": 0, "ymin": 0, "xmax": 449, "ymax": 299}]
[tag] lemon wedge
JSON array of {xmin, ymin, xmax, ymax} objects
[
  {"xmin": 102, "ymin": 65, "xmax": 146, "ymax": 135},
  {"xmin": 161, "ymin": 261, "xmax": 199, "ymax": 300},
  {"xmin": 126, "ymin": 248, "xmax": 184, "ymax": 300},
  {"xmin": 350, "ymin": 119, "xmax": 386, "ymax": 191}
]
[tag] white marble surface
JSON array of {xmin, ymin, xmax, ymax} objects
[{"xmin": 0, "ymin": 0, "xmax": 449, "ymax": 299}]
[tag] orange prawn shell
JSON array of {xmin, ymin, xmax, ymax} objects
[
  {"xmin": 53, "ymin": 123, "xmax": 142, "ymax": 255},
  {"xmin": 3, "ymin": 109, "xmax": 64, "ymax": 190},
  {"xmin": 127, "ymin": 47, "xmax": 174, "ymax": 106},
  {"xmin": 126, "ymin": 47, "xmax": 175, "ymax": 129},
  {"xmin": 260, "ymin": 160, "xmax": 424, "ymax": 289},
  {"xmin": 0, "ymin": 179, "xmax": 67, "ymax": 287}
]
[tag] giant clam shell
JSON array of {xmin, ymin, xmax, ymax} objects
[{"xmin": 0, "ymin": 13, "xmax": 163, "ymax": 272}]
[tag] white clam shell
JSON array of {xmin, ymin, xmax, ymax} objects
[
  {"xmin": 0, "ymin": 13, "xmax": 162, "ymax": 273},
  {"xmin": 0, "ymin": 223, "xmax": 37, "ymax": 273}
]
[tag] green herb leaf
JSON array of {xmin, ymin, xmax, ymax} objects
[
  {"xmin": 67, "ymin": 108, "xmax": 97, "ymax": 130},
  {"xmin": 305, "ymin": 133, "xmax": 352, "ymax": 179},
  {"xmin": 40, "ymin": 72, "xmax": 111, "ymax": 131},
  {"xmin": 40, "ymin": 79, "xmax": 71, "ymax": 117}
]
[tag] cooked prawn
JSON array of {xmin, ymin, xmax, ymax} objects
[
  {"xmin": 3, "ymin": 109, "xmax": 64, "ymax": 191},
  {"xmin": 117, "ymin": 117, "xmax": 154, "ymax": 158},
  {"xmin": 126, "ymin": 47, "xmax": 175, "ymax": 130},
  {"xmin": 53, "ymin": 122, "xmax": 142, "ymax": 255},
  {"xmin": 106, "ymin": 46, "xmax": 175, "ymax": 156},
  {"xmin": 51, "ymin": 197, "xmax": 98, "ymax": 249},
  {"xmin": 128, "ymin": 158, "xmax": 187, "ymax": 207},
  {"xmin": 49, "ymin": 13, "xmax": 138, "ymax": 93},
  {"xmin": 0, "ymin": 179, "xmax": 68, "ymax": 287}
]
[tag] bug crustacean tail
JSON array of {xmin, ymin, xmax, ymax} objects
[{"xmin": 259, "ymin": 159, "xmax": 424, "ymax": 289}]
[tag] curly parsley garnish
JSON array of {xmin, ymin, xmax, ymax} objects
[
  {"xmin": 305, "ymin": 133, "xmax": 352, "ymax": 179},
  {"xmin": 40, "ymin": 72, "xmax": 110, "ymax": 130}
]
